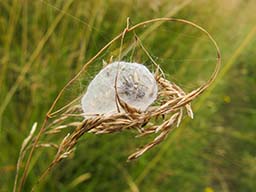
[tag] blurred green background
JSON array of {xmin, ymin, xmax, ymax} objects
[{"xmin": 1, "ymin": 0, "xmax": 256, "ymax": 191}]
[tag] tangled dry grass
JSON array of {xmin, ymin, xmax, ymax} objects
[{"xmin": 13, "ymin": 18, "xmax": 221, "ymax": 192}]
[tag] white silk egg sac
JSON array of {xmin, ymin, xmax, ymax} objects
[{"xmin": 81, "ymin": 61, "xmax": 158, "ymax": 117}]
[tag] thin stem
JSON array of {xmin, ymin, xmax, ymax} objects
[
  {"xmin": 31, "ymin": 159, "xmax": 56, "ymax": 192},
  {"xmin": 17, "ymin": 117, "xmax": 49, "ymax": 192},
  {"xmin": 48, "ymin": 18, "xmax": 221, "ymax": 117},
  {"xmin": 18, "ymin": 17, "xmax": 221, "ymax": 191}
]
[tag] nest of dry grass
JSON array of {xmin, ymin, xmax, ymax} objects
[{"xmin": 49, "ymin": 75, "xmax": 195, "ymax": 162}]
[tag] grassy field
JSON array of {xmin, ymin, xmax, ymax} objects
[{"xmin": 1, "ymin": 0, "xmax": 256, "ymax": 191}]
